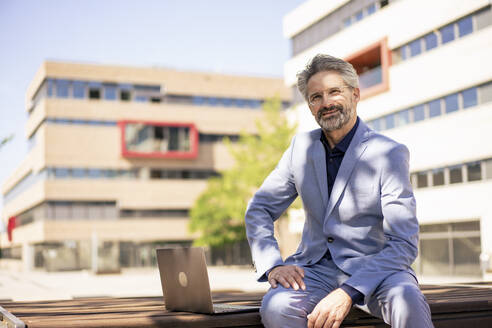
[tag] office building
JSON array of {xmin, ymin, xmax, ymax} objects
[
  {"xmin": 283, "ymin": 0, "xmax": 492, "ymax": 279},
  {"xmin": 0, "ymin": 61, "xmax": 290, "ymax": 272}
]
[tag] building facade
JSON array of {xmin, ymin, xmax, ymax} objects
[
  {"xmin": 283, "ymin": 0, "xmax": 492, "ymax": 279},
  {"xmin": 1, "ymin": 61, "xmax": 290, "ymax": 272}
]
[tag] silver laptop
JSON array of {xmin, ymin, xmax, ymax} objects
[{"xmin": 156, "ymin": 247, "xmax": 259, "ymax": 314}]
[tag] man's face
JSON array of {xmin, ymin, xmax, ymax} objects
[{"xmin": 306, "ymin": 71, "xmax": 360, "ymax": 132}]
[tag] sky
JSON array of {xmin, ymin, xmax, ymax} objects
[{"xmin": 0, "ymin": 0, "xmax": 305, "ymax": 221}]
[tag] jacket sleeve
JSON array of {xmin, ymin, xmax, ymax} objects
[
  {"xmin": 245, "ymin": 136, "xmax": 299, "ymax": 281},
  {"xmin": 343, "ymin": 143, "xmax": 419, "ymax": 299}
]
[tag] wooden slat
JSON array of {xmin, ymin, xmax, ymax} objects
[{"xmin": 1, "ymin": 284, "xmax": 492, "ymax": 328}]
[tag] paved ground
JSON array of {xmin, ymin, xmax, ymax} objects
[
  {"xmin": 0, "ymin": 266, "xmax": 269, "ymax": 302},
  {"xmin": 0, "ymin": 267, "xmax": 490, "ymax": 302}
]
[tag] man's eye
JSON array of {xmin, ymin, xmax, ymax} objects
[
  {"xmin": 330, "ymin": 89, "xmax": 341, "ymax": 95},
  {"xmin": 310, "ymin": 94, "xmax": 321, "ymax": 101}
]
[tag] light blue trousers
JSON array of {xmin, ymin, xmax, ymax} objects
[{"xmin": 260, "ymin": 257, "xmax": 433, "ymax": 328}]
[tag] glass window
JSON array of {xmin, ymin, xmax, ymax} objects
[
  {"xmin": 462, "ymin": 87, "xmax": 477, "ymax": 108},
  {"xmin": 135, "ymin": 95, "xmax": 148, "ymax": 102},
  {"xmin": 88, "ymin": 82, "xmax": 101, "ymax": 99},
  {"xmin": 72, "ymin": 168, "xmax": 86, "ymax": 178},
  {"xmin": 428, "ymin": 99, "xmax": 442, "ymax": 118},
  {"xmin": 120, "ymin": 90, "xmax": 131, "ymax": 101},
  {"xmin": 449, "ymin": 165, "xmax": 463, "ymax": 184},
  {"xmin": 467, "ymin": 162, "xmax": 482, "ymax": 181},
  {"xmin": 355, "ymin": 11, "xmax": 363, "ymax": 22},
  {"xmin": 343, "ymin": 17, "xmax": 352, "ymax": 27},
  {"xmin": 400, "ymin": 46, "xmax": 408, "ymax": 61},
  {"xmin": 485, "ymin": 159, "xmax": 492, "ymax": 179},
  {"xmin": 380, "ymin": 0, "xmax": 389, "ymax": 8},
  {"xmin": 47, "ymin": 79, "xmax": 55, "ymax": 97},
  {"xmin": 421, "ymin": 239, "xmax": 451, "ymax": 276},
  {"xmin": 440, "ymin": 24, "xmax": 455, "ymax": 44},
  {"xmin": 453, "ymin": 237, "xmax": 481, "ymax": 276},
  {"xmin": 396, "ymin": 109, "xmax": 410, "ymax": 126},
  {"xmin": 385, "ymin": 114, "xmax": 395, "ymax": 130},
  {"xmin": 103, "ymin": 84, "xmax": 117, "ymax": 100},
  {"xmin": 417, "ymin": 172, "xmax": 428, "ymax": 188},
  {"xmin": 432, "ymin": 168, "xmax": 445, "ymax": 186},
  {"xmin": 88, "ymin": 169, "xmax": 102, "ymax": 179},
  {"xmin": 55, "ymin": 80, "xmax": 70, "ymax": 98},
  {"xmin": 409, "ymin": 39, "xmax": 422, "ymax": 57},
  {"xmin": 367, "ymin": 3, "xmax": 376, "ymax": 15},
  {"xmin": 54, "ymin": 168, "xmax": 69, "ymax": 178},
  {"xmin": 413, "ymin": 104, "xmax": 425, "ymax": 122},
  {"xmin": 73, "ymin": 81, "xmax": 86, "ymax": 99},
  {"xmin": 444, "ymin": 93, "xmax": 459, "ymax": 113},
  {"xmin": 458, "ymin": 16, "xmax": 473, "ymax": 37},
  {"xmin": 424, "ymin": 32, "xmax": 438, "ymax": 51},
  {"xmin": 372, "ymin": 118, "xmax": 382, "ymax": 131},
  {"xmin": 480, "ymin": 83, "xmax": 492, "ymax": 104}
]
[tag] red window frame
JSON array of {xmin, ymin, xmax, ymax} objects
[
  {"xmin": 119, "ymin": 120, "xmax": 199, "ymax": 159},
  {"xmin": 345, "ymin": 38, "xmax": 390, "ymax": 99}
]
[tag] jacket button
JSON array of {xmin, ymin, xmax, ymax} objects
[{"xmin": 327, "ymin": 237, "xmax": 334, "ymax": 243}]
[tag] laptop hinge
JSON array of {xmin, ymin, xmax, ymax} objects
[{"xmin": 0, "ymin": 306, "xmax": 26, "ymax": 328}]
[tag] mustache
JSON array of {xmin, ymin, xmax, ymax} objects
[{"xmin": 317, "ymin": 104, "xmax": 344, "ymax": 118}]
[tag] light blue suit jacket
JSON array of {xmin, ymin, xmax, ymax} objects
[{"xmin": 245, "ymin": 119, "xmax": 419, "ymax": 300}]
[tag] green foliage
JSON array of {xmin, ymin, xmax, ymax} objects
[{"xmin": 189, "ymin": 97, "xmax": 297, "ymax": 247}]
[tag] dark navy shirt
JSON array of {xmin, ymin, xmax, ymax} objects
[{"xmin": 320, "ymin": 117, "xmax": 364, "ymax": 305}]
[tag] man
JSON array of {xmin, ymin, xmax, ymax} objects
[{"xmin": 245, "ymin": 54, "xmax": 433, "ymax": 328}]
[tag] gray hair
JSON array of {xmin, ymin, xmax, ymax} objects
[{"xmin": 297, "ymin": 54, "xmax": 359, "ymax": 101}]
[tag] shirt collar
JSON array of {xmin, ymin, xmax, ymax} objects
[{"xmin": 320, "ymin": 116, "xmax": 360, "ymax": 153}]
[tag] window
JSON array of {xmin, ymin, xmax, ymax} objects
[
  {"xmin": 413, "ymin": 104, "xmax": 425, "ymax": 122},
  {"xmin": 428, "ymin": 99, "xmax": 442, "ymax": 118},
  {"xmin": 467, "ymin": 162, "xmax": 482, "ymax": 182},
  {"xmin": 458, "ymin": 16, "xmax": 473, "ymax": 37},
  {"xmin": 103, "ymin": 84, "xmax": 117, "ymax": 101},
  {"xmin": 400, "ymin": 46, "xmax": 408, "ymax": 61},
  {"xmin": 379, "ymin": 0, "xmax": 389, "ymax": 8},
  {"xmin": 135, "ymin": 95, "xmax": 148, "ymax": 102},
  {"xmin": 72, "ymin": 81, "xmax": 86, "ymax": 99},
  {"xmin": 444, "ymin": 93, "xmax": 459, "ymax": 113},
  {"xmin": 424, "ymin": 32, "xmax": 438, "ymax": 51},
  {"xmin": 47, "ymin": 79, "xmax": 54, "ymax": 97},
  {"xmin": 367, "ymin": 3, "xmax": 376, "ymax": 15},
  {"xmin": 385, "ymin": 114, "xmax": 395, "ymax": 130},
  {"xmin": 122, "ymin": 121, "xmax": 197, "ymax": 159},
  {"xmin": 88, "ymin": 169, "xmax": 102, "ymax": 179},
  {"xmin": 55, "ymin": 80, "xmax": 70, "ymax": 98},
  {"xmin": 440, "ymin": 24, "xmax": 455, "ymax": 44},
  {"xmin": 485, "ymin": 159, "xmax": 492, "ymax": 179},
  {"xmin": 55, "ymin": 168, "xmax": 69, "ymax": 178},
  {"xmin": 409, "ymin": 39, "xmax": 422, "ymax": 57},
  {"xmin": 396, "ymin": 109, "xmax": 410, "ymax": 127},
  {"xmin": 343, "ymin": 17, "xmax": 352, "ymax": 27},
  {"xmin": 88, "ymin": 82, "xmax": 101, "ymax": 99},
  {"xmin": 372, "ymin": 118, "xmax": 382, "ymax": 131},
  {"xmin": 462, "ymin": 87, "xmax": 478, "ymax": 108},
  {"xmin": 432, "ymin": 168, "xmax": 445, "ymax": 186},
  {"xmin": 72, "ymin": 168, "xmax": 86, "ymax": 178},
  {"xmin": 449, "ymin": 165, "xmax": 463, "ymax": 184},
  {"xmin": 417, "ymin": 172, "xmax": 428, "ymax": 188},
  {"xmin": 354, "ymin": 10, "xmax": 363, "ymax": 22}
]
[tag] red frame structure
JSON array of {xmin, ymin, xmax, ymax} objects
[
  {"xmin": 118, "ymin": 120, "xmax": 199, "ymax": 159},
  {"xmin": 345, "ymin": 37, "xmax": 390, "ymax": 99}
]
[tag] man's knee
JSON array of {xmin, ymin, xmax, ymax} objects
[{"xmin": 260, "ymin": 288, "xmax": 308, "ymax": 328}]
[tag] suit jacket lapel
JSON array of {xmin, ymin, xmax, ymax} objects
[
  {"xmin": 324, "ymin": 122, "xmax": 371, "ymax": 220},
  {"xmin": 311, "ymin": 132, "xmax": 329, "ymax": 206}
]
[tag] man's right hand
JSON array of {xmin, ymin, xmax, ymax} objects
[{"xmin": 268, "ymin": 265, "xmax": 306, "ymax": 291}]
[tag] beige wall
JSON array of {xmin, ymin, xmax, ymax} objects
[
  {"xmin": 4, "ymin": 218, "xmax": 195, "ymax": 247},
  {"xmin": 26, "ymin": 61, "xmax": 290, "ymax": 106}
]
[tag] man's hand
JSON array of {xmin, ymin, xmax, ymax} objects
[
  {"xmin": 307, "ymin": 288, "xmax": 352, "ymax": 328},
  {"xmin": 268, "ymin": 265, "xmax": 306, "ymax": 291}
]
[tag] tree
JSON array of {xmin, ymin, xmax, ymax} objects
[{"xmin": 189, "ymin": 97, "xmax": 298, "ymax": 247}]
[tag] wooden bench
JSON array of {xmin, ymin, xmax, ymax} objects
[{"xmin": 1, "ymin": 284, "xmax": 492, "ymax": 327}]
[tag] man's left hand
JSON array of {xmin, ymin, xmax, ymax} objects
[{"xmin": 307, "ymin": 288, "xmax": 352, "ymax": 328}]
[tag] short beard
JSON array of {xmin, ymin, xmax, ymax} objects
[{"xmin": 315, "ymin": 104, "xmax": 353, "ymax": 132}]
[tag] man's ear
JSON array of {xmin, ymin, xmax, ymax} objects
[{"xmin": 353, "ymin": 88, "xmax": 361, "ymax": 103}]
